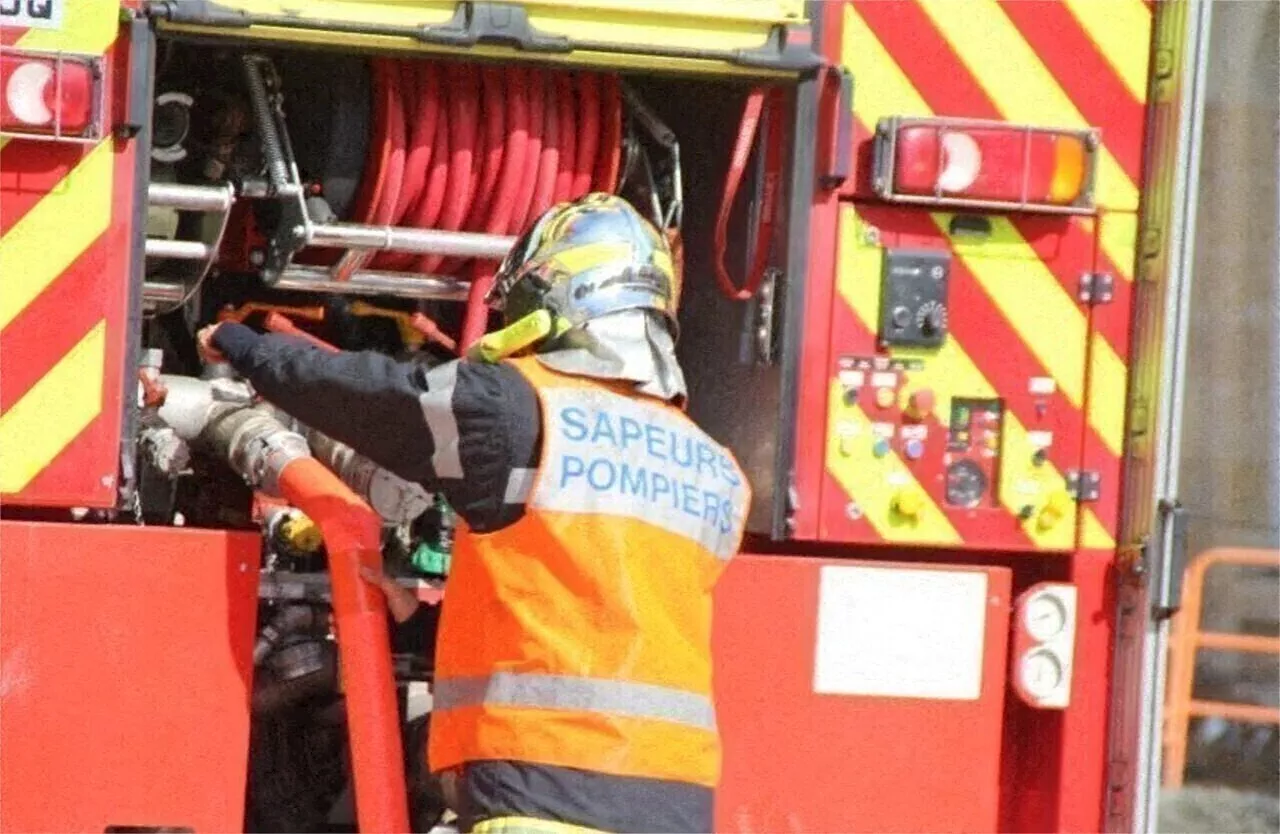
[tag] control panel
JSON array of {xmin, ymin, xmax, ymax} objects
[
  {"xmin": 878, "ymin": 249, "xmax": 950, "ymax": 348},
  {"xmin": 817, "ymin": 204, "xmax": 1095, "ymax": 552}
]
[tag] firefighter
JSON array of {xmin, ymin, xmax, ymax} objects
[{"xmin": 198, "ymin": 193, "xmax": 752, "ymax": 834}]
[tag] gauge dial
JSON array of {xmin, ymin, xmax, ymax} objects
[
  {"xmin": 945, "ymin": 459, "xmax": 988, "ymax": 508},
  {"xmin": 1023, "ymin": 593, "xmax": 1069, "ymax": 641},
  {"xmin": 1020, "ymin": 649, "xmax": 1064, "ymax": 700}
]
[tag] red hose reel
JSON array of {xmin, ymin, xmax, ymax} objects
[{"xmin": 351, "ymin": 58, "xmax": 623, "ymax": 277}]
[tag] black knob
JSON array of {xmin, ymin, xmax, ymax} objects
[{"xmin": 922, "ymin": 307, "xmax": 945, "ymax": 334}]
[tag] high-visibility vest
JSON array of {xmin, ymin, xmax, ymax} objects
[{"xmin": 429, "ymin": 356, "xmax": 751, "ymax": 788}]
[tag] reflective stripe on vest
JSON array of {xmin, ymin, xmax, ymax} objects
[{"xmin": 434, "ymin": 672, "xmax": 717, "ymax": 731}]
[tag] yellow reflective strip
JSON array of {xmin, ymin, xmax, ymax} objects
[
  {"xmin": 933, "ymin": 213, "xmax": 1088, "ymax": 409},
  {"xmin": 837, "ymin": 207, "xmax": 1075, "ymax": 550},
  {"xmin": 840, "ymin": 3, "xmax": 931, "ymax": 124},
  {"xmin": 1088, "ymin": 332, "xmax": 1127, "ymax": 457},
  {"xmin": 825, "ymin": 383, "xmax": 962, "ymax": 545},
  {"xmin": 0, "ymin": 320, "xmax": 105, "ymax": 493},
  {"xmin": 917, "ymin": 0, "xmax": 1138, "ymax": 211},
  {"xmin": 14, "ymin": 0, "xmax": 120, "ymax": 55},
  {"xmin": 0, "ymin": 138, "xmax": 113, "ymax": 330},
  {"xmin": 1081, "ymin": 508, "xmax": 1117, "ymax": 551},
  {"xmin": 1062, "ymin": 0, "xmax": 1152, "ymax": 104},
  {"xmin": 472, "ymin": 816, "xmax": 607, "ymax": 834},
  {"xmin": 1101, "ymin": 211, "xmax": 1139, "ymax": 283}
]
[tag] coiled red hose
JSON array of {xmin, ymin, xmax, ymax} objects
[{"xmin": 351, "ymin": 58, "xmax": 622, "ymax": 348}]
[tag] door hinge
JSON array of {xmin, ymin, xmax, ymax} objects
[
  {"xmin": 1078, "ymin": 272, "xmax": 1115, "ymax": 305},
  {"xmin": 1066, "ymin": 469, "xmax": 1102, "ymax": 502}
]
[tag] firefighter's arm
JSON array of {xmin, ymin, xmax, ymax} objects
[
  {"xmin": 203, "ymin": 321, "xmax": 543, "ymax": 533},
  {"xmin": 205, "ymin": 321, "xmax": 447, "ymax": 485}
]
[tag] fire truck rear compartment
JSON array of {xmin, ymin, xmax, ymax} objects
[
  {"xmin": 143, "ymin": 41, "xmax": 788, "ymax": 376},
  {"xmin": 137, "ymin": 39, "xmax": 792, "ymax": 833}
]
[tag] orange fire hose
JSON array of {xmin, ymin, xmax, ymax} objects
[{"xmin": 278, "ymin": 457, "xmax": 410, "ymax": 834}]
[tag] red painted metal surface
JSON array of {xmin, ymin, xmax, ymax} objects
[
  {"xmin": 1056, "ymin": 550, "xmax": 1118, "ymax": 831},
  {"xmin": 0, "ymin": 521, "xmax": 260, "ymax": 833},
  {"xmin": 0, "ymin": 34, "xmax": 138, "ymax": 509},
  {"xmin": 713, "ymin": 553, "xmax": 1012, "ymax": 833}
]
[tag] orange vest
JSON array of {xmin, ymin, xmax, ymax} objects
[{"xmin": 429, "ymin": 356, "xmax": 751, "ymax": 788}]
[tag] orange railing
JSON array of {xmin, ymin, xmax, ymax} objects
[{"xmin": 1162, "ymin": 547, "xmax": 1280, "ymax": 788}]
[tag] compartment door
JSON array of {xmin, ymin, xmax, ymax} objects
[
  {"xmin": 714, "ymin": 554, "xmax": 1013, "ymax": 832},
  {"xmin": 819, "ymin": 204, "xmax": 1095, "ymax": 552}
]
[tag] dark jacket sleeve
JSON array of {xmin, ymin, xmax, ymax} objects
[
  {"xmin": 212, "ymin": 322, "xmax": 542, "ymax": 532},
  {"xmin": 213, "ymin": 322, "xmax": 440, "ymax": 483}
]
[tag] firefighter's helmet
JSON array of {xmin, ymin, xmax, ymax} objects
[{"xmin": 486, "ymin": 193, "xmax": 680, "ymax": 334}]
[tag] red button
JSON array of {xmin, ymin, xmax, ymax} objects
[{"xmin": 906, "ymin": 389, "xmax": 935, "ymax": 420}]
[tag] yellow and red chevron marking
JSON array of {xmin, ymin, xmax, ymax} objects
[
  {"xmin": 0, "ymin": 3, "xmax": 136, "ymax": 508},
  {"xmin": 825, "ymin": 205, "xmax": 1084, "ymax": 552},
  {"xmin": 817, "ymin": 0, "xmax": 1148, "ymax": 550}
]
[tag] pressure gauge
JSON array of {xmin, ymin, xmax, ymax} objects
[
  {"xmin": 1019, "ymin": 649, "xmax": 1064, "ymax": 700},
  {"xmin": 1023, "ymin": 591, "xmax": 1069, "ymax": 641}
]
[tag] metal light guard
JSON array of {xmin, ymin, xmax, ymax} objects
[
  {"xmin": 0, "ymin": 46, "xmax": 108, "ymax": 144},
  {"xmin": 871, "ymin": 115, "xmax": 1101, "ymax": 216}
]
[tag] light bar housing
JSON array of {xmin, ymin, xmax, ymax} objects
[
  {"xmin": 872, "ymin": 116, "xmax": 1100, "ymax": 215},
  {"xmin": 0, "ymin": 47, "xmax": 106, "ymax": 143}
]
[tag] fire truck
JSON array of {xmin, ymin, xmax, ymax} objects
[{"xmin": 0, "ymin": 0, "xmax": 1214, "ymax": 831}]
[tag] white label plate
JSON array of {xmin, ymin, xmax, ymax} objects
[{"xmin": 814, "ymin": 566, "xmax": 989, "ymax": 700}]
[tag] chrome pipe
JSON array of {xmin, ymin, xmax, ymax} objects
[
  {"xmin": 142, "ymin": 281, "xmax": 185, "ymax": 305},
  {"xmin": 147, "ymin": 181, "xmax": 234, "ymax": 213},
  {"xmin": 331, "ymin": 248, "xmax": 375, "ymax": 282},
  {"xmin": 274, "ymin": 265, "xmax": 470, "ymax": 301},
  {"xmin": 308, "ymin": 222, "xmax": 516, "ymax": 260},
  {"xmin": 146, "ymin": 238, "xmax": 214, "ymax": 260}
]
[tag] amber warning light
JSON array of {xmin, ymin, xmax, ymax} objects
[
  {"xmin": 0, "ymin": 49, "xmax": 101, "ymax": 140},
  {"xmin": 872, "ymin": 117, "xmax": 1099, "ymax": 214}
]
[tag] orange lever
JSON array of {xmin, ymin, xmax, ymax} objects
[
  {"xmin": 264, "ymin": 312, "xmax": 341, "ymax": 353},
  {"xmin": 411, "ymin": 312, "xmax": 458, "ymax": 353},
  {"xmin": 218, "ymin": 302, "xmax": 327, "ymax": 325}
]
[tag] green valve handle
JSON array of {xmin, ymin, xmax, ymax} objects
[{"xmin": 411, "ymin": 542, "xmax": 452, "ymax": 578}]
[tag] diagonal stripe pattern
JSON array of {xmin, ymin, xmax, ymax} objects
[
  {"xmin": 826, "ymin": 1, "xmax": 1145, "ymax": 548},
  {"xmin": 0, "ymin": 3, "xmax": 125, "ymax": 503}
]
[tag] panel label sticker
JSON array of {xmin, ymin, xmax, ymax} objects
[{"xmin": 814, "ymin": 566, "xmax": 989, "ymax": 700}]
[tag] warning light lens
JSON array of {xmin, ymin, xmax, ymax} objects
[
  {"xmin": 0, "ymin": 52, "xmax": 97, "ymax": 138},
  {"xmin": 874, "ymin": 117, "xmax": 1097, "ymax": 214}
]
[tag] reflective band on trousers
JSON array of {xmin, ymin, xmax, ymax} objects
[
  {"xmin": 433, "ymin": 672, "xmax": 716, "ymax": 731},
  {"xmin": 472, "ymin": 816, "xmax": 607, "ymax": 834}
]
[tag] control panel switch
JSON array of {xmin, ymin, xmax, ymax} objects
[
  {"xmin": 892, "ymin": 488, "xmax": 926, "ymax": 519},
  {"xmin": 1036, "ymin": 491, "xmax": 1074, "ymax": 532}
]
